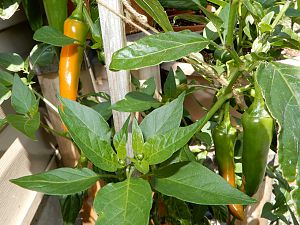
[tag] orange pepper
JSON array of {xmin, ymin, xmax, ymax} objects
[{"xmin": 59, "ymin": 0, "xmax": 88, "ymax": 101}]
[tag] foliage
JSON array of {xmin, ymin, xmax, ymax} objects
[{"xmin": 1, "ymin": 0, "xmax": 300, "ymax": 224}]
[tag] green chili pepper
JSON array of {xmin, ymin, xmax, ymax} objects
[
  {"xmin": 242, "ymin": 79, "xmax": 274, "ymax": 196},
  {"xmin": 43, "ymin": 0, "xmax": 68, "ymax": 32},
  {"xmin": 213, "ymin": 102, "xmax": 244, "ymax": 221}
]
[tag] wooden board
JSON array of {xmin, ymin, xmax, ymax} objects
[
  {"xmin": 98, "ymin": 0, "xmax": 131, "ymax": 132},
  {"xmin": 0, "ymin": 126, "xmax": 56, "ymax": 225},
  {"xmin": 38, "ymin": 73, "xmax": 80, "ymax": 167}
]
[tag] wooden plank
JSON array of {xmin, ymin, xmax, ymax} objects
[
  {"xmin": 98, "ymin": 0, "xmax": 131, "ymax": 132},
  {"xmin": 0, "ymin": 127, "xmax": 55, "ymax": 225},
  {"xmin": 38, "ymin": 73, "xmax": 80, "ymax": 167}
]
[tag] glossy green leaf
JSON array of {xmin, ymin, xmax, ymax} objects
[
  {"xmin": 0, "ymin": 52, "xmax": 24, "ymax": 72},
  {"xmin": 192, "ymin": 0, "xmax": 223, "ymax": 29},
  {"xmin": 29, "ymin": 43, "xmax": 55, "ymax": 68},
  {"xmin": 60, "ymin": 193, "xmax": 83, "ymax": 225},
  {"xmin": 110, "ymin": 31, "xmax": 209, "ymax": 71},
  {"xmin": 243, "ymin": 0, "xmax": 265, "ymax": 21},
  {"xmin": 152, "ymin": 162, "xmax": 256, "ymax": 205},
  {"xmin": 174, "ymin": 67, "xmax": 187, "ymax": 84},
  {"xmin": 0, "ymin": 83, "xmax": 11, "ymax": 104},
  {"xmin": 91, "ymin": 101, "xmax": 112, "ymax": 121},
  {"xmin": 132, "ymin": 118, "xmax": 144, "ymax": 155},
  {"xmin": 94, "ymin": 178, "xmax": 152, "ymax": 225},
  {"xmin": 256, "ymin": 62, "xmax": 300, "ymax": 214},
  {"xmin": 140, "ymin": 77, "xmax": 156, "ymax": 96},
  {"xmin": 144, "ymin": 118, "xmax": 203, "ymax": 165},
  {"xmin": 11, "ymin": 75, "xmax": 38, "ymax": 115},
  {"xmin": 135, "ymin": 0, "xmax": 173, "ymax": 32},
  {"xmin": 111, "ymin": 91, "xmax": 161, "ymax": 112},
  {"xmin": 33, "ymin": 26, "xmax": 76, "ymax": 47},
  {"xmin": 173, "ymin": 14, "xmax": 208, "ymax": 25},
  {"xmin": 113, "ymin": 116, "xmax": 130, "ymax": 160},
  {"xmin": 140, "ymin": 92, "xmax": 185, "ymax": 140},
  {"xmin": 0, "ymin": 0, "xmax": 20, "ymax": 19},
  {"xmin": 0, "ymin": 70, "xmax": 13, "ymax": 86},
  {"xmin": 59, "ymin": 97, "xmax": 120, "ymax": 172},
  {"xmin": 164, "ymin": 69, "xmax": 177, "ymax": 99},
  {"xmin": 11, "ymin": 168, "xmax": 99, "ymax": 195},
  {"xmin": 158, "ymin": 0, "xmax": 202, "ymax": 10},
  {"xmin": 133, "ymin": 159, "xmax": 149, "ymax": 174},
  {"xmin": 6, "ymin": 113, "xmax": 40, "ymax": 139}
]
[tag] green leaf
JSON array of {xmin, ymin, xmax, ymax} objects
[
  {"xmin": 192, "ymin": 0, "xmax": 223, "ymax": 29},
  {"xmin": 256, "ymin": 62, "xmax": 300, "ymax": 181},
  {"xmin": 0, "ymin": 83, "xmax": 11, "ymax": 104},
  {"xmin": 243, "ymin": 0, "xmax": 265, "ymax": 21},
  {"xmin": 0, "ymin": 52, "xmax": 24, "ymax": 72},
  {"xmin": 59, "ymin": 97, "xmax": 120, "ymax": 172},
  {"xmin": 11, "ymin": 75, "xmax": 38, "ymax": 115},
  {"xmin": 6, "ymin": 113, "xmax": 40, "ymax": 139},
  {"xmin": 33, "ymin": 26, "xmax": 76, "ymax": 47},
  {"xmin": 133, "ymin": 159, "xmax": 149, "ymax": 174},
  {"xmin": 111, "ymin": 91, "xmax": 161, "ymax": 112},
  {"xmin": 91, "ymin": 101, "xmax": 112, "ymax": 121},
  {"xmin": 140, "ymin": 77, "xmax": 156, "ymax": 96},
  {"xmin": 164, "ymin": 69, "xmax": 177, "ymax": 99},
  {"xmin": 113, "ymin": 117, "xmax": 130, "ymax": 161},
  {"xmin": 175, "ymin": 67, "xmax": 187, "ymax": 84},
  {"xmin": 94, "ymin": 178, "xmax": 152, "ymax": 225},
  {"xmin": 256, "ymin": 62, "xmax": 300, "ymax": 214},
  {"xmin": 60, "ymin": 193, "xmax": 83, "ymax": 225},
  {"xmin": 158, "ymin": 0, "xmax": 203, "ymax": 10},
  {"xmin": 173, "ymin": 14, "xmax": 208, "ymax": 25},
  {"xmin": 292, "ymin": 187, "xmax": 300, "ymax": 217},
  {"xmin": 0, "ymin": 0, "xmax": 20, "ymax": 19},
  {"xmin": 0, "ymin": 118, "xmax": 7, "ymax": 130},
  {"xmin": 152, "ymin": 162, "xmax": 256, "ymax": 205},
  {"xmin": 11, "ymin": 168, "xmax": 99, "ymax": 195},
  {"xmin": 144, "ymin": 118, "xmax": 203, "ymax": 165},
  {"xmin": 0, "ymin": 70, "xmax": 14, "ymax": 86},
  {"xmin": 110, "ymin": 31, "xmax": 209, "ymax": 71},
  {"xmin": 29, "ymin": 43, "xmax": 55, "ymax": 68},
  {"xmin": 135, "ymin": 0, "xmax": 173, "ymax": 32},
  {"xmin": 132, "ymin": 118, "xmax": 144, "ymax": 155},
  {"xmin": 140, "ymin": 92, "xmax": 185, "ymax": 140}
]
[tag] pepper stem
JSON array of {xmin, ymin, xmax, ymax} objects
[
  {"xmin": 253, "ymin": 74, "xmax": 265, "ymax": 107},
  {"xmin": 71, "ymin": 0, "xmax": 84, "ymax": 21}
]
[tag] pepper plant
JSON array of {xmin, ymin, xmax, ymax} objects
[{"xmin": 1, "ymin": 0, "xmax": 300, "ymax": 224}]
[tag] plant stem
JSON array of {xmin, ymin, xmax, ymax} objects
[
  {"xmin": 188, "ymin": 84, "xmax": 219, "ymax": 91},
  {"xmin": 83, "ymin": 5, "xmax": 100, "ymax": 40},
  {"xmin": 225, "ymin": 0, "xmax": 239, "ymax": 46},
  {"xmin": 31, "ymin": 88, "xmax": 59, "ymax": 114},
  {"xmin": 271, "ymin": 1, "xmax": 290, "ymax": 29},
  {"xmin": 225, "ymin": 0, "xmax": 243, "ymax": 66},
  {"xmin": 40, "ymin": 122, "xmax": 71, "ymax": 140}
]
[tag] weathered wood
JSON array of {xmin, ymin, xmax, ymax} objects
[
  {"xmin": 38, "ymin": 73, "xmax": 79, "ymax": 167},
  {"xmin": 98, "ymin": 0, "xmax": 131, "ymax": 132},
  {"xmin": 0, "ymin": 127, "xmax": 55, "ymax": 225}
]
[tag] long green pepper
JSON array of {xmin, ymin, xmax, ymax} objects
[
  {"xmin": 242, "ymin": 79, "xmax": 274, "ymax": 196},
  {"xmin": 213, "ymin": 102, "xmax": 244, "ymax": 220}
]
